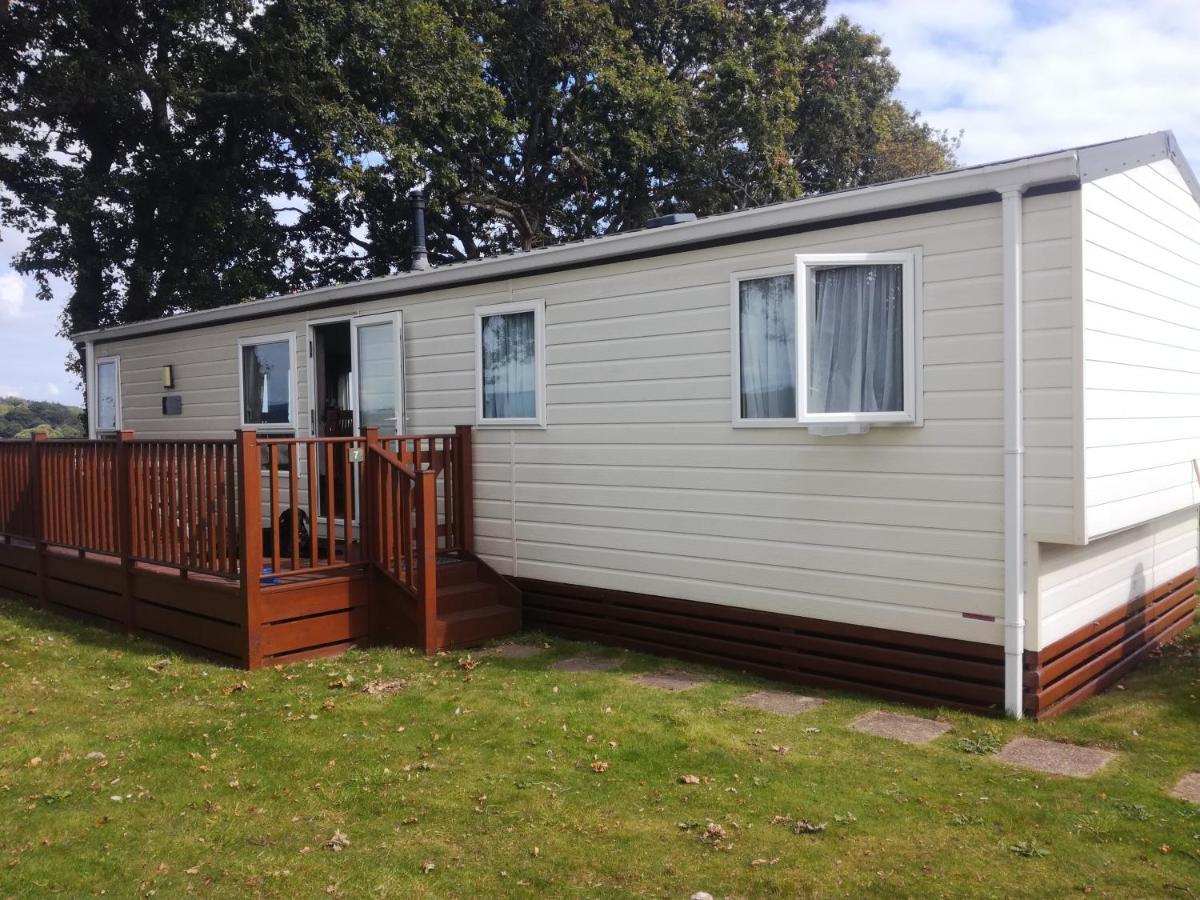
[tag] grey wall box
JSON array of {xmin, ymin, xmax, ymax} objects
[{"xmin": 162, "ymin": 395, "xmax": 183, "ymax": 415}]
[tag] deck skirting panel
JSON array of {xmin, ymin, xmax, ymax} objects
[
  {"xmin": 518, "ymin": 578, "xmax": 1006, "ymax": 714},
  {"xmin": 1024, "ymin": 568, "xmax": 1197, "ymax": 719}
]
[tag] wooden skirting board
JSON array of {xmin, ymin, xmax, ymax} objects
[
  {"xmin": 0, "ymin": 539, "xmax": 375, "ymax": 668},
  {"xmin": 518, "ymin": 578, "xmax": 1007, "ymax": 715},
  {"xmin": 521, "ymin": 573, "xmax": 1198, "ymax": 719},
  {"xmin": 1024, "ymin": 567, "xmax": 1198, "ymax": 719}
]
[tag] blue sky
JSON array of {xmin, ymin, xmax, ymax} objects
[{"xmin": 2, "ymin": 0, "xmax": 1198, "ymax": 406}]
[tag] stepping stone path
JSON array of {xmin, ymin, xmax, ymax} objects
[
  {"xmin": 488, "ymin": 642, "xmax": 545, "ymax": 659},
  {"xmin": 1169, "ymin": 772, "xmax": 1200, "ymax": 803},
  {"xmin": 735, "ymin": 690, "xmax": 823, "ymax": 716},
  {"xmin": 631, "ymin": 671, "xmax": 707, "ymax": 692},
  {"xmin": 996, "ymin": 737, "xmax": 1114, "ymax": 778},
  {"xmin": 849, "ymin": 710, "xmax": 951, "ymax": 745},
  {"xmin": 552, "ymin": 655, "xmax": 621, "ymax": 672}
]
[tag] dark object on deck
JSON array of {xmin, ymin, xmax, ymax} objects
[{"xmin": 278, "ymin": 507, "xmax": 311, "ymax": 558}]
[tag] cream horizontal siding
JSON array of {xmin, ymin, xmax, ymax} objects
[
  {"xmin": 97, "ymin": 198, "xmax": 1041, "ymax": 645},
  {"xmin": 1081, "ymin": 161, "xmax": 1200, "ymax": 538},
  {"xmin": 1035, "ymin": 507, "xmax": 1198, "ymax": 650},
  {"xmin": 96, "ymin": 313, "xmax": 313, "ymax": 439},
  {"xmin": 1022, "ymin": 191, "xmax": 1081, "ymax": 542}
]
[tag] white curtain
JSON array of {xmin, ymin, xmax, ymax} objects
[
  {"xmin": 739, "ymin": 274, "xmax": 796, "ymax": 419},
  {"xmin": 807, "ymin": 264, "xmax": 903, "ymax": 414},
  {"xmin": 481, "ymin": 310, "xmax": 536, "ymax": 418}
]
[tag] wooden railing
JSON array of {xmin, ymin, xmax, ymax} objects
[
  {"xmin": 0, "ymin": 438, "xmax": 37, "ymax": 541},
  {"xmin": 257, "ymin": 435, "xmax": 366, "ymax": 579},
  {"xmin": 40, "ymin": 441, "xmax": 121, "ymax": 555},
  {"xmin": 0, "ymin": 426, "xmax": 475, "ymax": 659},
  {"xmin": 377, "ymin": 427, "xmax": 473, "ymax": 554},
  {"xmin": 129, "ymin": 439, "xmax": 239, "ymax": 578}
]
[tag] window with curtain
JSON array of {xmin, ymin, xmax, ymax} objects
[
  {"xmin": 477, "ymin": 302, "xmax": 543, "ymax": 424},
  {"xmin": 733, "ymin": 252, "xmax": 917, "ymax": 427},
  {"xmin": 240, "ymin": 337, "xmax": 293, "ymax": 427},
  {"xmin": 806, "ymin": 263, "xmax": 904, "ymax": 415},
  {"xmin": 95, "ymin": 358, "xmax": 119, "ymax": 432},
  {"xmin": 738, "ymin": 274, "xmax": 796, "ymax": 419}
]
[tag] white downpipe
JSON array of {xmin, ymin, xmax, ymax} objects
[
  {"xmin": 1001, "ymin": 187, "xmax": 1026, "ymax": 718},
  {"xmin": 84, "ymin": 339, "xmax": 96, "ymax": 440}
]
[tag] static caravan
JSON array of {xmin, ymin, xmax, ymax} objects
[{"xmin": 55, "ymin": 131, "xmax": 1200, "ymax": 718}]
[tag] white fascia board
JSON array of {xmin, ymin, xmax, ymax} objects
[
  {"xmin": 1078, "ymin": 130, "xmax": 1200, "ymax": 207},
  {"xmin": 72, "ymin": 147, "xmax": 1082, "ymax": 344}
]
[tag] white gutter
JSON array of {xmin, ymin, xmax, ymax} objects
[{"xmin": 1000, "ymin": 186, "xmax": 1027, "ymax": 718}]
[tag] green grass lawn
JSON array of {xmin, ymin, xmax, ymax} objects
[{"xmin": 1, "ymin": 593, "xmax": 1198, "ymax": 898}]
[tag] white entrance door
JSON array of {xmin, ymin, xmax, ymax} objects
[{"xmin": 350, "ymin": 312, "xmax": 403, "ymax": 437}]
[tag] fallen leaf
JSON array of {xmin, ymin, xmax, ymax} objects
[
  {"xmin": 421, "ymin": 860, "xmax": 435, "ymax": 874},
  {"xmin": 591, "ymin": 761, "xmax": 610, "ymax": 773},
  {"xmin": 323, "ymin": 830, "xmax": 350, "ymax": 852},
  {"xmin": 363, "ymin": 679, "xmax": 406, "ymax": 696},
  {"xmin": 679, "ymin": 774, "xmax": 701, "ymax": 785}
]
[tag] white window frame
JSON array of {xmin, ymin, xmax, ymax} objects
[
  {"xmin": 236, "ymin": 331, "xmax": 298, "ymax": 432},
  {"xmin": 474, "ymin": 299, "xmax": 546, "ymax": 428},
  {"xmin": 730, "ymin": 250, "xmax": 922, "ymax": 430},
  {"xmin": 797, "ymin": 250, "xmax": 919, "ymax": 427},
  {"xmin": 729, "ymin": 265, "xmax": 798, "ymax": 428},
  {"xmin": 93, "ymin": 355, "xmax": 122, "ymax": 434}
]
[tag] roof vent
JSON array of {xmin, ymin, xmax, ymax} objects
[
  {"xmin": 644, "ymin": 212, "xmax": 697, "ymax": 229},
  {"xmin": 409, "ymin": 189, "xmax": 429, "ymax": 271}
]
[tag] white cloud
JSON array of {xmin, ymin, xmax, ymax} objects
[
  {"xmin": 45, "ymin": 382, "xmax": 60, "ymax": 397},
  {"xmin": 826, "ymin": 0, "xmax": 1200, "ymax": 168},
  {"xmin": 0, "ymin": 271, "xmax": 26, "ymax": 321}
]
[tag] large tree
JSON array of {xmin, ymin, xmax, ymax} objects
[{"xmin": 0, "ymin": 0, "xmax": 957, "ymax": 357}]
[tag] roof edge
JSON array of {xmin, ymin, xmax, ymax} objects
[
  {"xmin": 1078, "ymin": 130, "xmax": 1200, "ymax": 205},
  {"xmin": 76, "ymin": 146, "xmax": 1084, "ymax": 344}
]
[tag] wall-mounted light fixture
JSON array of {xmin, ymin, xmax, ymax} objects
[{"xmin": 161, "ymin": 365, "xmax": 175, "ymax": 389}]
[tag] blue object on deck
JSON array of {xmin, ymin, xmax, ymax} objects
[{"xmin": 261, "ymin": 566, "xmax": 280, "ymax": 585}]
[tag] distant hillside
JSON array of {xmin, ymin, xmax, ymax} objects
[{"xmin": 0, "ymin": 396, "xmax": 86, "ymax": 439}]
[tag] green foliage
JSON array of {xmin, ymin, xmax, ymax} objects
[
  {"xmin": 0, "ymin": 396, "xmax": 86, "ymax": 438},
  {"xmin": 0, "ymin": 0, "xmax": 957, "ymax": 363},
  {"xmin": 955, "ymin": 730, "xmax": 1002, "ymax": 754}
]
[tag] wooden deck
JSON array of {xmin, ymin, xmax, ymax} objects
[{"xmin": 0, "ymin": 427, "xmax": 520, "ymax": 666}]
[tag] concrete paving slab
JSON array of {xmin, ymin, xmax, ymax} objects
[
  {"xmin": 631, "ymin": 671, "xmax": 707, "ymax": 692},
  {"xmin": 734, "ymin": 690, "xmax": 823, "ymax": 715},
  {"xmin": 1169, "ymin": 772, "xmax": 1200, "ymax": 803},
  {"xmin": 849, "ymin": 710, "xmax": 951, "ymax": 745},
  {"xmin": 996, "ymin": 737, "xmax": 1115, "ymax": 778}
]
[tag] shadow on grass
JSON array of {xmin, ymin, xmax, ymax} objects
[{"xmin": 0, "ymin": 591, "xmax": 240, "ymax": 670}]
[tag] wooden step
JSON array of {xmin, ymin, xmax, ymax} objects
[
  {"xmin": 437, "ymin": 559, "xmax": 480, "ymax": 588},
  {"xmin": 436, "ymin": 580, "xmax": 498, "ymax": 615},
  {"xmin": 436, "ymin": 603, "xmax": 521, "ymax": 649}
]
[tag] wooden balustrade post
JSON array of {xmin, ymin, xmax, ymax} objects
[
  {"xmin": 115, "ymin": 430, "xmax": 136, "ymax": 631},
  {"xmin": 360, "ymin": 426, "xmax": 381, "ymax": 645},
  {"xmin": 236, "ymin": 430, "xmax": 264, "ymax": 668},
  {"xmin": 453, "ymin": 425, "xmax": 474, "ymax": 554},
  {"xmin": 417, "ymin": 469, "xmax": 439, "ymax": 653},
  {"xmin": 361, "ymin": 427, "xmax": 380, "ymax": 563},
  {"xmin": 30, "ymin": 432, "xmax": 47, "ymax": 607}
]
